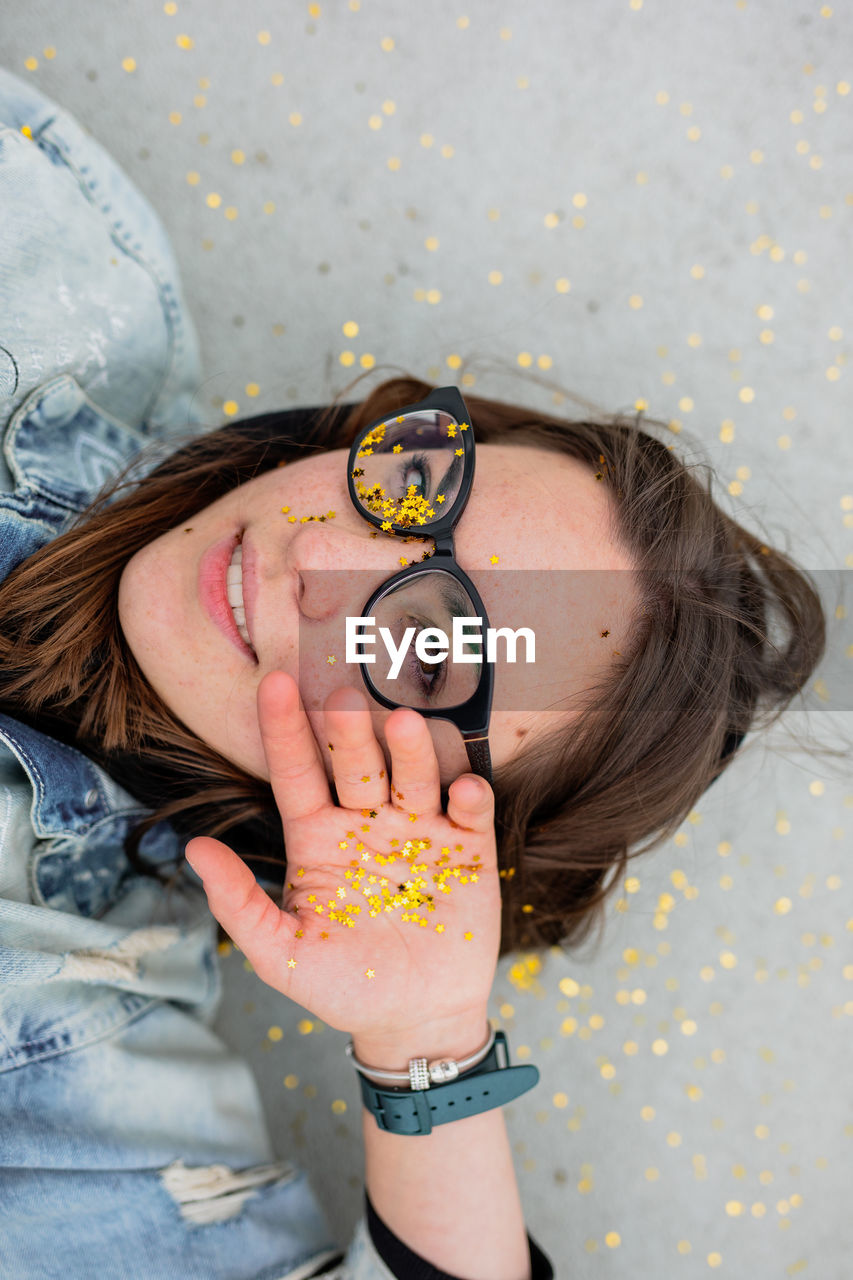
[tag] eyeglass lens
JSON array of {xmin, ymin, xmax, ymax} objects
[{"xmin": 350, "ymin": 409, "xmax": 481, "ymax": 711}]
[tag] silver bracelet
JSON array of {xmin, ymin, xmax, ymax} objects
[{"xmin": 345, "ymin": 1022, "xmax": 496, "ymax": 1091}]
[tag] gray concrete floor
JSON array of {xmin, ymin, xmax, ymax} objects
[{"xmin": 4, "ymin": 2, "xmax": 852, "ymax": 1275}]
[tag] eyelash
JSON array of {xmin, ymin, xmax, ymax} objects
[{"xmin": 397, "ymin": 452, "xmax": 431, "ymax": 499}]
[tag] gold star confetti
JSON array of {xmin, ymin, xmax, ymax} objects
[
  {"xmin": 328, "ymin": 743, "xmax": 334, "ymax": 751},
  {"xmin": 436, "ymin": 923, "xmax": 445, "ymax": 932},
  {"xmin": 361, "ymin": 775, "xmax": 370, "ymax": 783},
  {"xmin": 455, "ymin": 448, "xmax": 463, "ymax": 456},
  {"xmin": 365, "ymin": 968, "xmax": 375, "ymax": 978},
  {"xmin": 490, "ymin": 554, "xmax": 499, "ymax": 564},
  {"xmin": 295, "ymin": 929, "xmax": 304, "ymax": 939},
  {"xmin": 464, "ymin": 931, "xmax": 473, "ymax": 941},
  {"xmin": 281, "ymin": 506, "xmax": 290, "ymax": 513},
  {"xmin": 287, "ymin": 957, "xmax": 297, "ymax": 968},
  {"xmin": 327, "ymin": 655, "xmax": 337, "ymax": 664},
  {"xmin": 297, "ymin": 868, "xmax": 305, "ymax": 877},
  {"xmin": 338, "ymin": 841, "xmax": 348, "ymax": 849}
]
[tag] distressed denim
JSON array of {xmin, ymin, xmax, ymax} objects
[{"xmin": 0, "ymin": 66, "xmax": 396, "ymax": 1280}]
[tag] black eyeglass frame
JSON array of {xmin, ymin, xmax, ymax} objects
[{"xmin": 346, "ymin": 385, "xmax": 494, "ymax": 785}]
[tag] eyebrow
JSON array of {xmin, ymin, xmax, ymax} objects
[
  {"xmin": 437, "ymin": 573, "xmax": 483, "ymax": 681},
  {"xmin": 432, "ymin": 450, "xmax": 464, "ymax": 509}
]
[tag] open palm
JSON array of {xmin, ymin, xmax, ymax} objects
[{"xmin": 184, "ymin": 672, "xmax": 502, "ymax": 1044}]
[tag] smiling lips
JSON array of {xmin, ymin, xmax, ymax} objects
[{"xmin": 198, "ymin": 531, "xmax": 258, "ymax": 662}]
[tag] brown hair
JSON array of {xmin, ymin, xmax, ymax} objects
[{"xmin": 0, "ymin": 370, "xmax": 837, "ymax": 957}]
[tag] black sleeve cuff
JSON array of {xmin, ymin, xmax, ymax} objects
[{"xmin": 365, "ymin": 1189, "xmax": 554, "ymax": 1280}]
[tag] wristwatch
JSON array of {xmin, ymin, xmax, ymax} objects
[{"xmin": 345, "ymin": 1029, "xmax": 540, "ymax": 1135}]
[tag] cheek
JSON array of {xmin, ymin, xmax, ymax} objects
[{"xmin": 118, "ymin": 541, "xmax": 178, "ymax": 662}]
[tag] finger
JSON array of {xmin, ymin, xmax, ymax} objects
[
  {"xmin": 384, "ymin": 706, "xmax": 443, "ymax": 818},
  {"xmin": 323, "ymin": 684, "xmax": 391, "ymax": 812},
  {"xmin": 257, "ymin": 670, "xmax": 332, "ymax": 825},
  {"xmin": 184, "ymin": 835, "xmax": 297, "ymax": 989},
  {"xmin": 445, "ymin": 774, "xmax": 495, "ymax": 843}
]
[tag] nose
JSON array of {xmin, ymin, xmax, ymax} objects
[{"xmin": 286, "ymin": 519, "xmax": 432, "ymax": 622}]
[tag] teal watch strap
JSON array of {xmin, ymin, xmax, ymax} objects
[{"xmin": 355, "ymin": 1030, "xmax": 539, "ymax": 1135}]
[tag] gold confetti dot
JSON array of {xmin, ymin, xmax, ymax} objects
[
  {"xmin": 297, "ymin": 1019, "xmax": 314, "ymax": 1034},
  {"xmin": 222, "ymin": 400, "xmax": 239, "ymax": 416},
  {"xmin": 268, "ymin": 1025, "xmax": 284, "ymax": 1041},
  {"xmin": 24, "ymin": 57, "xmax": 38, "ymax": 72},
  {"xmin": 488, "ymin": 270, "xmax": 503, "ymax": 285},
  {"xmin": 258, "ymin": 29, "xmax": 271, "ymax": 44},
  {"xmin": 289, "ymin": 112, "xmax": 303, "ymax": 126},
  {"xmin": 339, "ymin": 351, "xmax": 356, "ymax": 366},
  {"xmin": 122, "ymin": 57, "xmax": 137, "ymax": 73},
  {"xmin": 206, "ymin": 192, "xmax": 222, "ymax": 209},
  {"xmin": 176, "ymin": 33, "xmax": 194, "ymax": 49},
  {"xmin": 186, "ymin": 170, "xmax": 200, "ymax": 185},
  {"xmin": 331, "ymin": 1098, "xmax": 347, "ymax": 1114},
  {"xmin": 380, "ymin": 36, "xmax": 395, "ymax": 51},
  {"xmin": 164, "ymin": 1, "xmax": 177, "ymax": 12},
  {"xmin": 555, "ymin": 277, "xmax": 571, "ymax": 293}
]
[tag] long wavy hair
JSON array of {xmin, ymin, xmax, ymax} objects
[{"xmin": 0, "ymin": 370, "xmax": 835, "ymax": 957}]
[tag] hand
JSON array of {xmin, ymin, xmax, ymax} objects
[{"xmin": 184, "ymin": 671, "xmax": 502, "ymax": 1045}]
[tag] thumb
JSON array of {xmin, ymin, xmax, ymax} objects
[
  {"xmin": 185, "ymin": 836, "xmax": 296, "ymax": 982},
  {"xmin": 445, "ymin": 774, "xmax": 495, "ymax": 833}
]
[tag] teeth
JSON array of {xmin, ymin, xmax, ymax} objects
[{"xmin": 225, "ymin": 544, "xmax": 253, "ymax": 649}]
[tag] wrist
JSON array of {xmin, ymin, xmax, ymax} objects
[{"xmin": 351, "ymin": 1009, "xmax": 492, "ymax": 1074}]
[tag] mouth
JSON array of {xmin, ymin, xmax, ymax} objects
[{"xmin": 199, "ymin": 531, "xmax": 258, "ymax": 663}]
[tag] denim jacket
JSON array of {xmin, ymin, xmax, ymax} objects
[{"xmin": 0, "ymin": 66, "xmax": 398, "ymax": 1280}]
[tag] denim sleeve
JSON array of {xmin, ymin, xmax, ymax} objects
[{"xmin": 0, "ymin": 65, "xmax": 203, "ymax": 466}]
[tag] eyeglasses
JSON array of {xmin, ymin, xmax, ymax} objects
[{"xmin": 346, "ymin": 385, "xmax": 494, "ymax": 785}]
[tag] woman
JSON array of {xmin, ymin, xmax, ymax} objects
[{"xmin": 0, "ymin": 69, "xmax": 828, "ymax": 1280}]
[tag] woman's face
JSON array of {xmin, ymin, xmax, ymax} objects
[{"xmin": 118, "ymin": 441, "xmax": 639, "ymax": 789}]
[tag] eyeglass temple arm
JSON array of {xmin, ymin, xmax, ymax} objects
[{"xmin": 462, "ymin": 736, "xmax": 493, "ymax": 785}]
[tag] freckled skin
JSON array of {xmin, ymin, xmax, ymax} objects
[{"xmin": 118, "ymin": 443, "xmax": 639, "ymax": 788}]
